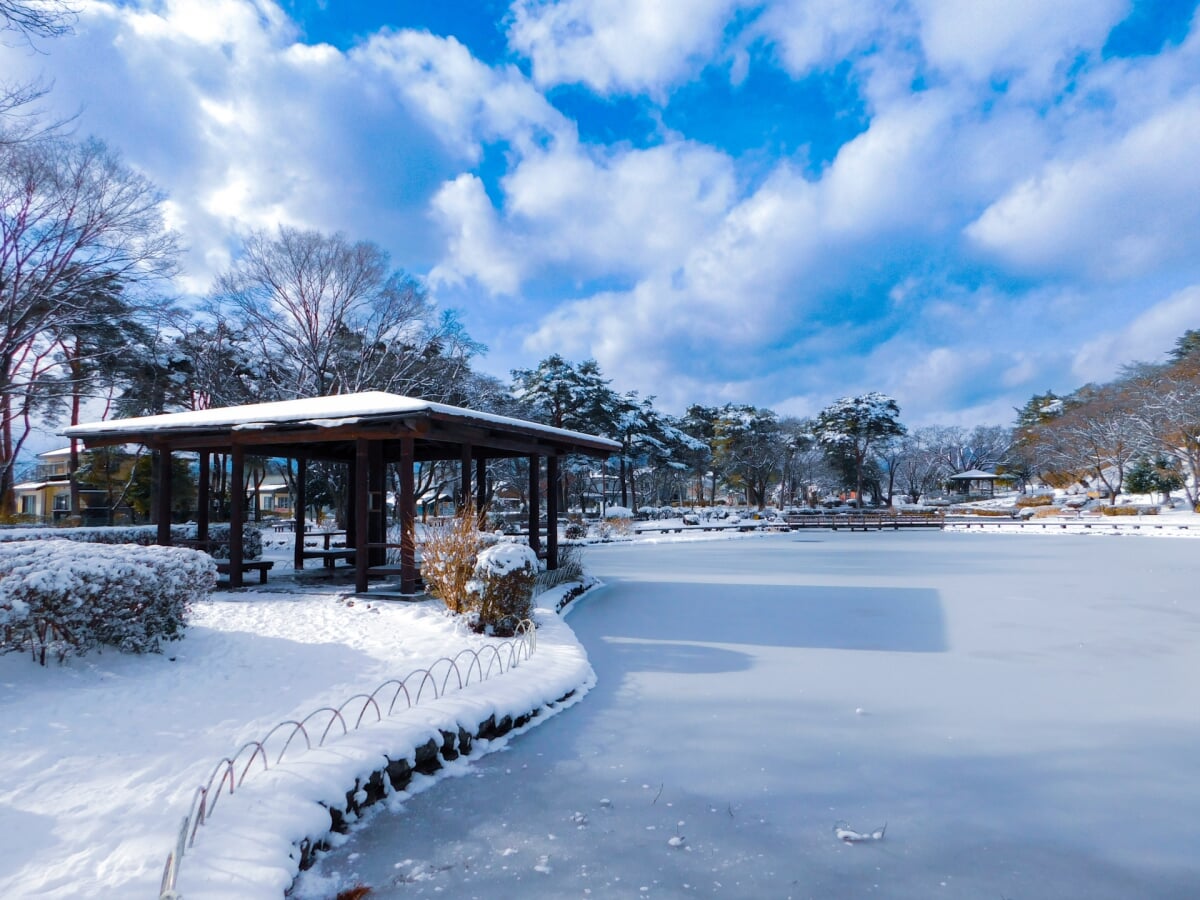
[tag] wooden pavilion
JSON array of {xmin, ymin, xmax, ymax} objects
[
  {"xmin": 63, "ymin": 392, "xmax": 619, "ymax": 592},
  {"xmin": 948, "ymin": 468, "xmax": 1001, "ymax": 499}
]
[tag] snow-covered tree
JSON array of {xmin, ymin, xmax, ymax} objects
[
  {"xmin": 813, "ymin": 393, "xmax": 906, "ymax": 505},
  {"xmin": 711, "ymin": 404, "xmax": 786, "ymax": 509}
]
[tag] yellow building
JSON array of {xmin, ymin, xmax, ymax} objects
[{"xmin": 12, "ymin": 448, "xmax": 73, "ymax": 522}]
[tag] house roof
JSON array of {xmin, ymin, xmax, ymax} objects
[{"xmin": 62, "ymin": 391, "xmax": 619, "ymax": 462}]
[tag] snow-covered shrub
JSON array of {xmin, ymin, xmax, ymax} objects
[
  {"xmin": 0, "ymin": 540, "xmax": 216, "ymax": 664},
  {"xmin": 563, "ymin": 521, "xmax": 587, "ymax": 540},
  {"xmin": 604, "ymin": 506, "xmax": 633, "ymax": 519},
  {"xmin": 205, "ymin": 523, "xmax": 263, "ymax": 560},
  {"xmin": 420, "ymin": 512, "xmax": 485, "ymax": 615},
  {"xmin": 0, "ymin": 523, "xmax": 263, "ymax": 559},
  {"xmin": 468, "ymin": 542, "xmax": 538, "ymax": 635}
]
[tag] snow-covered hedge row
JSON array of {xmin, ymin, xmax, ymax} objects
[
  {"xmin": 0, "ymin": 540, "xmax": 216, "ymax": 663},
  {"xmin": 0, "ymin": 523, "xmax": 263, "ymax": 559}
]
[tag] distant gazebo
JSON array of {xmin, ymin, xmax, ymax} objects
[
  {"xmin": 64, "ymin": 392, "xmax": 619, "ymax": 592},
  {"xmin": 948, "ymin": 469, "xmax": 1000, "ymax": 498}
]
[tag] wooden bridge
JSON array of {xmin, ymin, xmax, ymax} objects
[{"xmin": 783, "ymin": 511, "xmax": 946, "ymax": 531}]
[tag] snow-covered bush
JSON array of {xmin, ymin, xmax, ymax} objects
[
  {"xmin": 0, "ymin": 541, "xmax": 216, "ymax": 664},
  {"xmin": 205, "ymin": 523, "xmax": 264, "ymax": 560},
  {"xmin": 604, "ymin": 506, "xmax": 633, "ymax": 519},
  {"xmin": 0, "ymin": 523, "xmax": 264, "ymax": 560},
  {"xmin": 564, "ymin": 521, "xmax": 587, "ymax": 540},
  {"xmin": 468, "ymin": 542, "xmax": 538, "ymax": 636}
]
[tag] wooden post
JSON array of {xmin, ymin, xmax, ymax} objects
[
  {"xmin": 155, "ymin": 446, "xmax": 172, "ymax": 546},
  {"xmin": 197, "ymin": 452, "xmax": 210, "ymax": 543},
  {"xmin": 528, "ymin": 454, "xmax": 541, "ymax": 556},
  {"xmin": 476, "ymin": 455, "xmax": 487, "ymax": 524},
  {"xmin": 547, "ymin": 453, "xmax": 559, "ymax": 570},
  {"xmin": 355, "ymin": 439, "xmax": 369, "ymax": 594},
  {"xmin": 229, "ymin": 444, "xmax": 244, "ymax": 589},
  {"xmin": 369, "ymin": 440, "xmax": 385, "ymax": 568},
  {"xmin": 460, "ymin": 443, "xmax": 472, "ymax": 513},
  {"xmin": 400, "ymin": 437, "xmax": 416, "ymax": 595},
  {"xmin": 293, "ymin": 458, "xmax": 307, "ymax": 571}
]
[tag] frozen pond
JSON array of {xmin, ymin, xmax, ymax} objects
[{"xmin": 298, "ymin": 532, "xmax": 1200, "ymax": 898}]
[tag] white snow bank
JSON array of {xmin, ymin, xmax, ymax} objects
[
  {"xmin": 176, "ymin": 608, "xmax": 593, "ymax": 900},
  {"xmin": 0, "ymin": 586, "xmax": 594, "ymax": 899}
]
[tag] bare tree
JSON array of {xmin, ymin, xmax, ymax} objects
[
  {"xmin": 211, "ymin": 227, "xmax": 479, "ymax": 402},
  {"xmin": 1, "ymin": 0, "xmax": 76, "ymax": 41},
  {"xmin": 1037, "ymin": 383, "xmax": 1143, "ymax": 500},
  {"xmin": 1, "ymin": 2, "xmax": 78, "ymax": 144},
  {"xmin": 0, "ymin": 135, "xmax": 178, "ymax": 512},
  {"xmin": 892, "ymin": 428, "xmax": 947, "ymax": 503},
  {"xmin": 1126, "ymin": 358, "xmax": 1200, "ymax": 508}
]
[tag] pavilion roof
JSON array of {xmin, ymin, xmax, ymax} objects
[
  {"xmin": 63, "ymin": 391, "xmax": 619, "ymax": 461},
  {"xmin": 948, "ymin": 469, "xmax": 998, "ymax": 479}
]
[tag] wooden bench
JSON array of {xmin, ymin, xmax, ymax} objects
[
  {"xmin": 216, "ymin": 560, "xmax": 274, "ymax": 584},
  {"xmin": 302, "ymin": 548, "xmax": 356, "ymax": 570}
]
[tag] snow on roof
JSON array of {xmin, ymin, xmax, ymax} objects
[
  {"xmin": 949, "ymin": 469, "xmax": 998, "ymax": 479},
  {"xmin": 62, "ymin": 391, "xmax": 620, "ymax": 451}
]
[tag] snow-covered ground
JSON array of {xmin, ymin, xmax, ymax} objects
[
  {"xmin": 0, "ymin": 563, "xmax": 593, "ymax": 899},
  {"xmin": 300, "ymin": 531, "xmax": 1200, "ymax": 899}
]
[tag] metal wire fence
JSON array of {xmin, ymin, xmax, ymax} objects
[{"xmin": 158, "ymin": 621, "xmax": 537, "ymax": 899}]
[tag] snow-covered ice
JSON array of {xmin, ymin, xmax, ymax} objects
[{"xmin": 300, "ymin": 531, "xmax": 1200, "ymax": 899}]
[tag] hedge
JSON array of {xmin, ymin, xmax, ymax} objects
[
  {"xmin": 0, "ymin": 523, "xmax": 263, "ymax": 559},
  {"xmin": 0, "ymin": 540, "xmax": 216, "ymax": 664}
]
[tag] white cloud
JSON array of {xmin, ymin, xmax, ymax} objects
[
  {"xmin": 912, "ymin": 0, "xmax": 1126, "ymax": 94},
  {"xmin": 1072, "ymin": 284, "xmax": 1200, "ymax": 383},
  {"xmin": 355, "ymin": 29, "xmax": 569, "ymax": 158},
  {"xmin": 429, "ymin": 174, "xmax": 525, "ymax": 295},
  {"xmin": 0, "ymin": 2, "xmax": 536, "ymax": 290},
  {"xmin": 754, "ymin": 0, "xmax": 903, "ymax": 77},
  {"xmin": 968, "ymin": 93, "xmax": 1200, "ymax": 280},
  {"xmin": 508, "ymin": 0, "xmax": 739, "ymax": 96}
]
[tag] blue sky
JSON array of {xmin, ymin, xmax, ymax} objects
[{"xmin": 5, "ymin": 0, "xmax": 1200, "ymax": 428}]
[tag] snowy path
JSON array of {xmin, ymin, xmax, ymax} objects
[{"xmin": 299, "ymin": 532, "xmax": 1200, "ymax": 899}]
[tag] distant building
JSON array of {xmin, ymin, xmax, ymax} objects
[{"xmin": 11, "ymin": 448, "xmax": 73, "ymax": 522}]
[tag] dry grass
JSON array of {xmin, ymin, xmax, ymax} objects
[
  {"xmin": 1015, "ymin": 494, "xmax": 1055, "ymax": 507},
  {"xmin": 419, "ymin": 506, "xmax": 486, "ymax": 615},
  {"xmin": 535, "ymin": 543, "xmax": 585, "ymax": 592}
]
